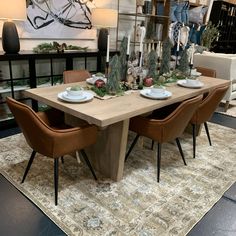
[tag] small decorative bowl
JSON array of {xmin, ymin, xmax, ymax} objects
[
  {"xmin": 66, "ymin": 87, "xmax": 83, "ymax": 96},
  {"xmin": 150, "ymin": 87, "xmax": 165, "ymax": 96}
]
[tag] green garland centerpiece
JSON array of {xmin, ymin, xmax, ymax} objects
[
  {"xmin": 33, "ymin": 41, "xmax": 88, "ymax": 53},
  {"xmin": 91, "ymin": 55, "xmax": 123, "ymax": 97}
]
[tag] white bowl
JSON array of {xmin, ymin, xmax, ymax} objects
[
  {"xmin": 66, "ymin": 87, "xmax": 83, "ymax": 97},
  {"xmin": 185, "ymin": 79, "xmax": 197, "ymax": 86},
  {"xmin": 92, "ymin": 74, "xmax": 105, "ymax": 81},
  {"xmin": 150, "ymin": 87, "xmax": 165, "ymax": 96}
]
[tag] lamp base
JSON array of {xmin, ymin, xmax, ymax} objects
[
  {"xmin": 2, "ymin": 21, "xmax": 20, "ymax": 54},
  {"xmin": 98, "ymin": 28, "xmax": 108, "ymax": 52}
]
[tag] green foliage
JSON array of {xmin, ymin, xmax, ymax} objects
[
  {"xmin": 159, "ymin": 38, "xmax": 172, "ymax": 75},
  {"xmin": 178, "ymin": 49, "xmax": 189, "ymax": 73},
  {"xmin": 91, "ymin": 86, "xmax": 107, "ymax": 97},
  {"xmin": 119, "ymin": 36, "xmax": 128, "ymax": 81},
  {"xmin": 33, "ymin": 41, "xmax": 88, "ymax": 53},
  {"xmin": 147, "ymin": 50, "xmax": 158, "ymax": 79},
  {"xmin": 107, "ymin": 55, "xmax": 122, "ymax": 95},
  {"xmin": 201, "ymin": 22, "xmax": 219, "ymax": 50}
]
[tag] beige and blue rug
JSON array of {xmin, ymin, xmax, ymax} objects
[{"xmin": 0, "ymin": 123, "xmax": 236, "ymax": 236}]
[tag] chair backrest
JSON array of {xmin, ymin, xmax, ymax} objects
[
  {"xmin": 63, "ymin": 69, "xmax": 91, "ymax": 84},
  {"xmin": 191, "ymin": 84, "xmax": 229, "ymax": 124},
  {"xmin": 130, "ymin": 95, "xmax": 203, "ymax": 143},
  {"xmin": 195, "ymin": 66, "xmax": 216, "ymax": 78},
  {"xmin": 6, "ymin": 97, "xmax": 55, "ymax": 156}
]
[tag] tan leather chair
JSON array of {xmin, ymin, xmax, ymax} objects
[
  {"xmin": 195, "ymin": 66, "xmax": 216, "ymax": 78},
  {"xmin": 63, "ymin": 69, "xmax": 91, "ymax": 84},
  {"xmin": 190, "ymin": 84, "xmax": 229, "ymax": 158},
  {"xmin": 125, "ymin": 95, "xmax": 203, "ymax": 182},
  {"xmin": 6, "ymin": 97, "xmax": 98, "ymax": 205}
]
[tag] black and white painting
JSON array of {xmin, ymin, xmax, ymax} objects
[{"xmin": 21, "ymin": 0, "xmax": 96, "ymax": 39}]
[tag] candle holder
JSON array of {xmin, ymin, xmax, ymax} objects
[
  {"xmin": 175, "ymin": 50, "xmax": 179, "ymax": 69},
  {"xmin": 138, "ymin": 51, "xmax": 142, "ymax": 67},
  {"xmin": 189, "ymin": 63, "xmax": 193, "ymax": 76},
  {"xmin": 105, "ymin": 62, "xmax": 109, "ymax": 77}
]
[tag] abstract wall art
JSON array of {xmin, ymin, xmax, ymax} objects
[{"xmin": 21, "ymin": 0, "xmax": 96, "ymax": 39}]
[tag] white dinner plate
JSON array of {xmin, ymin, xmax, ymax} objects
[
  {"xmin": 86, "ymin": 77, "xmax": 107, "ymax": 85},
  {"xmin": 58, "ymin": 91, "xmax": 94, "ymax": 103},
  {"xmin": 177, "ymin": 79, "xmax": 204, "ymax": 88},
  {"xmin": 140, "ymin": 89, "xmax": 172, "ymax": 99}
]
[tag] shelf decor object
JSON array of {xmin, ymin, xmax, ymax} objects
[
  {"xmin": 91, "ymin": 8, "xmax": 118, "ymax": 74},
  {"xmin": 91, "ymin": 8, "xmax": 118, "ymax": 53},
  {"xmin": 0, "ymin": 0, "xmax": 27, "ymax": 54}
]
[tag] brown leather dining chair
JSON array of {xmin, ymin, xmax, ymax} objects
[
  {"xmin": 190, "ymin": 84, "xmax": 229, "ymax": 158},
  {"xmin": 195, "ymin": 66, "xmax": 216, "ymax": 78},
  {"xmin": 63, "ymin": 69, "xmax": 91, "ymax": 84},
  {"xmin": 125, "ymin": 95, "xmax": 203, "ymax": 182},
  {"xmin": 6, "ymin": 97, "xmax": 98, "ymax": 205}
]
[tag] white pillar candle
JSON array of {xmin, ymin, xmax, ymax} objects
[
  {"xmin": 190, "ymin": 44, "xmax": 195, "ymax": 64},
  {"xmin": 106, "ymin": 34, "xmax": 110, "ymax": 63},
  {"xmin": 139, "ymin": 30, "xmax": 143, "ymax": 52},
  {"xmin": 147, "ymin": 43, "xmax": 151, "ymax": 53},
  {"xmin": 156, "ymin": 41, "xmax": 161, "ymax": 57},
  {"xmin": 151, "ymin": 41, "xmax": 155, "ymax": 50},
  {"xmin": 177, "ymin": 29, "xmax": 180, "ymax": 52},
  {"xmin": 127, "ymin": 35, "xmax": 130, "ymax": 55}
]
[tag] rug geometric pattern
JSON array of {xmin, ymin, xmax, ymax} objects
[{"xmin": 0, "ymin": 123, "xmax": 235, "ymax": 236}]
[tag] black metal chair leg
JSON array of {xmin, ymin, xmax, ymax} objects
[
  {"xmin": 54, "ymin": 158, "xmax": 59, "ymax": 206},
  {"xmin": 176, "ymin": 138, "xmax": 187, "ymax": 166},
  {"xmin": 204, "ymin": 122, "xmax": 212, "ymax": 146},
  {"xmin": 151, "ymin": 140, "xmax": 154, "ymax": 150},
  {"xmin": 157, "ymin": 143, "xmax": 161, "ymax": 183},
  {"xmin": 61, "ymin": 156, "xmax": 64, "ymax": 164},
  {"xmin": 192, "ymin": 124, "xmax": 196, "ymax": 158},
  {"xmin": 125, "ymin": 134, "xmax": 140, "ymax": 161},
  {"xmin": 21, "ymin": 150, "xmax": 36, "ymax": 183},
  {"xmin": 80, "ymin": 150, "xmax": 97, "ymax": 180}
]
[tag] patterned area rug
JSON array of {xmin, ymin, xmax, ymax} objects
[
  {"xmin": 0, "ymin": 123, "xmax": 236, "ymax": 236},
  {"xmin": 216, "ymin": 99, "xmax": 236, "ymax": 117}
]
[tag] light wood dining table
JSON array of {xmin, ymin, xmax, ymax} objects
[{"xmin": 24, "ymin": 76, "xmax": 229, "ymax": 181}]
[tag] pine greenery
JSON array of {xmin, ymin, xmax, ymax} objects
[
  {"xmin": 119, "ymin": 36, "xmax": 128, "ymax": 81},
  {"xmin": 147, "ymin": 50, "xmax": 158, "ymax": 79},
  {"xmin": 201, "ymin": 21, "xmax": 219, "ymax": 50},
  {"xmin": 159, "ymin": 38, "xmax": 172, "ymax": 75},
  {"xmin": 178, "ymin": 48, "xmax": 189, "ymax": 73},
  {"xmin": 107, "ymin": 55, "xmax": 121, "ymax": 94}
]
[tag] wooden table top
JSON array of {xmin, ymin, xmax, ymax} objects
[{"xmin": 24, "ymin": 77, "xmax": 229, "ymax": 127}]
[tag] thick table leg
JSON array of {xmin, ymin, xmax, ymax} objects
[{"xmin": 86, "ymin": 119, "xmax": 130, "ymax": 181}]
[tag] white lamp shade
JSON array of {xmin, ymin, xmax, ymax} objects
[
  {"xmin": 0, "ymin": 0, "xmax": 27, "ymax": 21},
  {"xmin": 91, "ymin": 8, "xmax": 118, "ymax": 28}
]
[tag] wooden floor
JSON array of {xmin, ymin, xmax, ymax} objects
[{"xmin": 0, "ymin": 112, "xmax": 235, "ymax": 236}]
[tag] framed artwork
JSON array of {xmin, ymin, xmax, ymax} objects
[{"xmin": 20, "ymin": 0, "xmax": 96, "ymax": 39}]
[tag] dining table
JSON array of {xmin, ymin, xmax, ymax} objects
[{"xmin": 24, "ymin": 76, "xmax": 230, "ymax": 181}]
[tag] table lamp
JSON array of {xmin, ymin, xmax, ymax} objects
[
  {"xmin": 0, "ymin": 0, "xmax": 27, "ymax": 54},
  {"xmin": 91, "ymin": 8, "xmax": 118, "ymax": 52}
]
